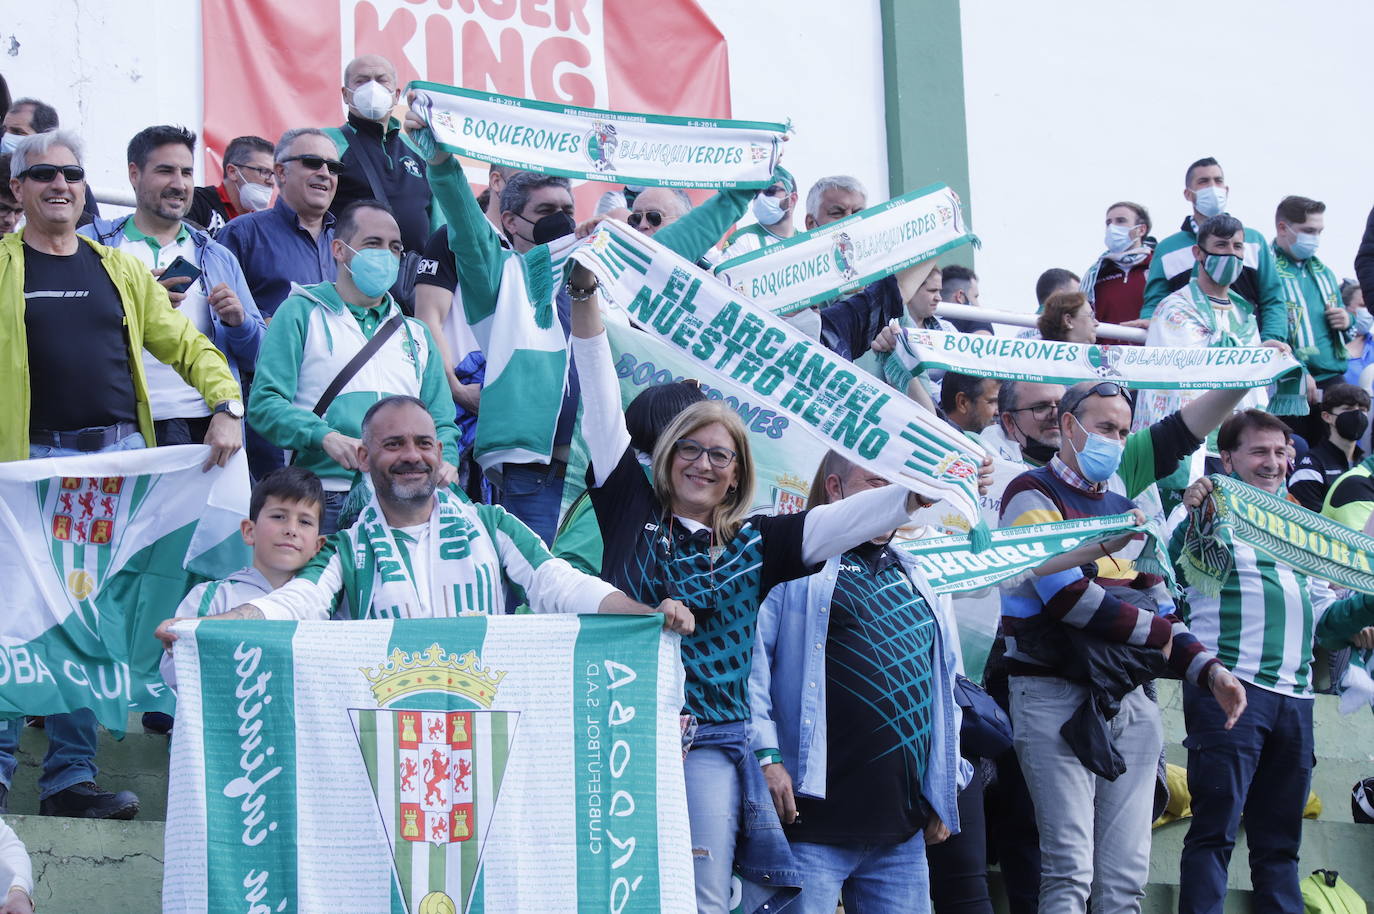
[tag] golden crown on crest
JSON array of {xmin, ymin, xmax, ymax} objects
[{"xmin": 360, "ymin": 644, "xmax": 505, "ymax": 708}]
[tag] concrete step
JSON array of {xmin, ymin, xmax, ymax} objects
[
  {"xmin": 3, "ymin": 814, "xmax": 162, "ymax": 913},
  {"xmin": 7, "ymin": 715, "xmax": 169, "ymax": 821}
]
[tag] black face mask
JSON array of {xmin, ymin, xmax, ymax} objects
[
  {"xmin": 511, "ymin": 210, "xmax": 576, "ymax": 246},
  {"xmin": 1022, "ymin": 437, "xmax": 1057, "ymax": 465},
  {"xmin": 1335, "ymin": 410, "xmax": 1370, "ymax": 442}
]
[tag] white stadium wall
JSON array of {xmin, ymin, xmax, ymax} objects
[
  {"xmin": 0, "ymin": 1, "xmax": 889, "ymax": 222},
  {"xmin": 960, "ymin": 0, "xmax": 1374, "ymax": 314}
]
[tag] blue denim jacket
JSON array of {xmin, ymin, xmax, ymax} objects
[
  {"xmin": 80, "ymin": 216, "xmax": 266, "ymax": 382},
  {"xmin": 690, "ymin": 722, "xmax": 803, "ymax": 914},
  {"xmin": 747, "ymin": 550, "xmax": 972, "ymax": 834}
]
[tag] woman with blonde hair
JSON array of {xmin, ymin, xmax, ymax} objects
[
  {"xmin": 1038, "ymin": 291, "xmax": 1099, "ymax": 343},
  {"xmin": 567, "ymin": 260, "xmax": 940, "ymax": 914}
]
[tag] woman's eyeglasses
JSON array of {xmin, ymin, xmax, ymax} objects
[{"xmin": 674, "ymin": 438, "xmax": 736, "ymax": 469}]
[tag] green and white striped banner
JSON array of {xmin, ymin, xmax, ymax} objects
[
  {"xmin": 892, "ymin": 327, "xmax": 1302, "ymax": 390},
  {"xmin": 714, "ymin": 183, "xmax": 977, "ymax": 316},
  {"xmin": 409, "ymin": 81, "xmax": 786, "ymax": 188},
  {"xmin": 898, "ymin": 513, "xmax": 1171, "ymax": 594},
  {"xmin": 163, "ymin": 615, "xmax": 690, "ymax": 914},
  {"xmin": 572, "ymin": 219, "xmax": 990, "ymax": 539},
  {"xmin": 1182, "ymin": 475, "xmax": 1374, "ymax": 598},
  {"xmin": 0, "ymin": 446, "xmax": 249, "ymax": 730}
]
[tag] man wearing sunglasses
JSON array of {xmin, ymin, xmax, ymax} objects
[
  {"xmin": 0, "ymin": 130, "xmax": 243, "ymax": 821},
  {"xmin": 721, "ymin": 167, "xmax": 798, "ymax": 261},
  {"xmin": 187, "ymin": 135, "xmax": 276, "ymax": 236},
  {"xmin": 217, "ymin": 127, "xmax": 343, "ymax": 319}
]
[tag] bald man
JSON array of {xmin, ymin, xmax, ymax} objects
[{"xmin": 324, "ymin": 54, "xmax": 433, "ymax": 256}]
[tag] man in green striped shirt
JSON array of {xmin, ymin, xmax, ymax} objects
[{"xmin": 1171, "ymin": 409, "xmax": 1373, "ymax": 912}]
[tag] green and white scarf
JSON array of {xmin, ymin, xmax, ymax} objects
[
  {"xmin": 573, "ymin": 220, "xmax": 992, "ymax": 545},
  {"xmin": 899, "ymin": 512, "xmax": 1173, "ymax": 593},
  {"xmin": 1276, "ymin": 245, "xmax": 1346, "ymax": 363},
  {"xmin": 409, "ymin": 81, "xmax": 786, "ymax": 188},
  {"xmin": 353, "ymin": 488, "xmax": 503, "ymax": 618},
  {"xmin": 1180, "ymin": 475, "xmax": 1374, "ymax": 598},
  {"xmin": 714, "ymin": 183, "xmax": 977, "ymax": 316},
  {"xmin": 891, "ymin": 326, "xmax": 1303, "ymax": 395}
]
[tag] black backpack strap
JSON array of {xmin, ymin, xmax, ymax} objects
[
  {"xmin": 344, "ymin": 124, "xmax": 388, "ymax": 202},
  {"xmin": 311, "ymin": 313, "xmax": 405, "ymax": 417}
]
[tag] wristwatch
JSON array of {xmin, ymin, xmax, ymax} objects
[{"xmin": 213, "ymin": 400, "xmax": 245, "ymax": 420}]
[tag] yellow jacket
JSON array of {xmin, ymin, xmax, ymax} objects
[{"xmin": 0, "ymin": 229, "xmax": 241, "ymax": 462}]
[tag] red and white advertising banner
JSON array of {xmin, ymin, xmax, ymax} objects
[{"xmin": 201, "ymin": 0, "xmax": 734, "ymax": 208}]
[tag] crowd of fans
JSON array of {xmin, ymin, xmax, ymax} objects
[{"xmin": 4, "ymin": 53, "xmax": 1374, "ymax": 914}]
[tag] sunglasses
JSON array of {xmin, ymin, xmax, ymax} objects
[
  {"xmin": 628, "ymin": 210, "xmax": 664, "ymax": 229},
  {"xmin": 1061, "ymin": 381, "xmax": 1130, "ymax": 418},
  {"xmin": 280, "ymin": 154, "xmax": 345, "ymax": 175},
  {"xmin": 19, "ymin": 164, "xmax": 85, "ymax": 184},
  {"xmin": 674, "ymin": 438, "xmax": 737, "ymax": 470}
]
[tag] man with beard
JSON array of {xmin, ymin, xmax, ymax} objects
[
  {"xmin": 155, "ymin": 396, "xmax": 695, "ymax": 630},
  {"xmin": 80, "ymin": 125, "xmax": 265, "ymax": 446},
  {"xmin": 248, "ymin": 200, "xmax": 460, "ymax": 534}
]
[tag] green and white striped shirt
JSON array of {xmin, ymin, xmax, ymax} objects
[{"xmin": 1173, "ymin": 535, "xmax": 1334, "ymax": 697}]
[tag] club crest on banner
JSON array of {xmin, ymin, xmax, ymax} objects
[
  {"xmin": 585, "ymin": 121, "xmax": 619, "ymax": 172},
  {"xmin": 351, "ymin": 644, "xmax": 519, "ymax": 914},
  {"xmin": 769, "ymin": 473, "xmax": 810, "ymax": 515},
  {"xmin": 1087, "ymin": 345, "xmax": 1124, "ymax": 379},
  {"xmin": 831, "ymin": 231, "xmax": 858, "ymax": 280}
]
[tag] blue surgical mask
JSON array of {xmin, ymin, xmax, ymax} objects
[
  {"xmin": 1203, "ymin": 251, "xmax": 1244, "ymax": 287},
  {"xmin": 1356, "ymin": 308, "xmax": 1374, "ymax": 336},
  {"xmin": 751, "ymin": 192, "xmax": 787, "ymax": 226},
  {"xmin": 0, "ymin": 132, "xmax": 19, "ymax": 155},
  {"xmin": 343, "ymin": 243, "xmax": 400, "ymax": 298},
  {"xmin": 1193, "ymin": 185, "xmax": 1228, "ymax": 218},
  {"xmin": 1288, "ymin": 229, "xmax": 1320, "ymax": 260},
  {"xmin": 1071, "ymin": 415, "xmax": 1124, "ymax": 482}
]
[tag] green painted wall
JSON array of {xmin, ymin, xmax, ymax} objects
[{"xmin": 880, "ymin": 0, "xmax": 974, "ymax": 267}]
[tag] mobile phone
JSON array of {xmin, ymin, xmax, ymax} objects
[{"xmin": 160, "ymin": 255, "xmax": 203, "ymax": 287}]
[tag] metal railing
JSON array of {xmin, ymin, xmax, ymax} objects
[{"xmin": 935, "ymin": 301, "xmax": 1147, "ymax": 343}]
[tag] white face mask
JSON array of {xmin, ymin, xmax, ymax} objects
[
  {"xmin": 349, "ymin": 80, "xmax": 395, "ymax": 121},
  {"xmin": 1104, "ymin": 223, "xmax": 1136, "ymax": 254},
  {"xmin": 235, "ymin": 173, "xmax": 273, "ymax": 212},
  {"xmin": 751, "ymin": 192, "xmax": 787, "ymax": 227},
  {"xmin": 785, "ymin": 306, "xmax": 822, "ymax": 340},
  {"xmin": 0, "ymin": 132, "xmax": 20, "ymax": 155},
  {"xmin": 1193, "ymin": 185, "xmax": 1228, "ymax": 218}
]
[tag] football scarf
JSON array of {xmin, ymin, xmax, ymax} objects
[
  {"xmin": 572, "ymin": 220, "xmax": 991, "ymax": 546},
  {"xmin": 1180, "ymin": 474, "xmax": 1374, "ymax": 598},
  {"xmin": 409, "ymin": 80, "xmax": 786, "ymax": 188},
  {"xmin": 715, "ymin": 183, "xmax": 977, "ymax": 316}
]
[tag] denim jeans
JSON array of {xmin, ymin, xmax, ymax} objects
[
  {"xmin": 11, "ymin": 431, "xmax": 146, "ymax": 797},
  {"xmin": 685, "ymin": 744, "xmax": 740, "ymax": 914},
  {"xmin": 787, "ymin": 831, "xmax": 930, "ymax": 914},
  {"xmin": 1010, "ymin": 676, "xmax": 1160, "ymax": 914},
  {"xmin": 322, "ymin": 489, "xmax": 349, "ymax": 536},
  {"xmin": 499, "ymin": 462, "xmax": 565, "ymax": 547},
  {"xmin": 1179, "ymin": 680, "xmax": 1313, "ymax": 914},
  {"xmin": 687, "ymin": 722, "xmax": 802, "ymax": 914}
]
